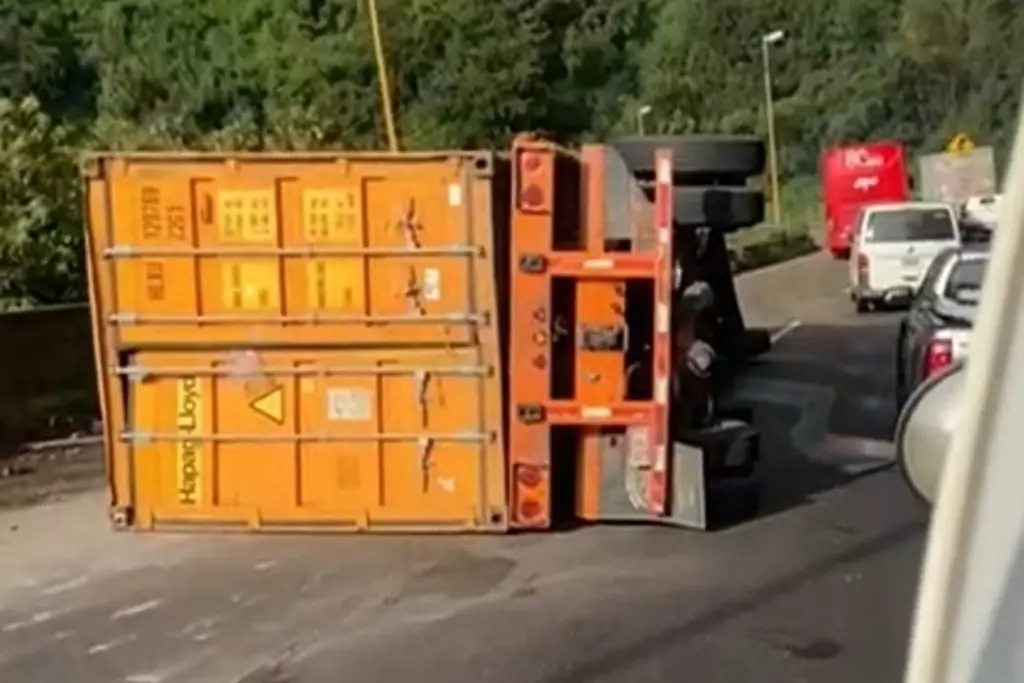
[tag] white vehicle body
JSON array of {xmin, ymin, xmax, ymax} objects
[
  {"xmin": 903, "ymin": 107, "xmax": 1024, "ymax": 683},
  {"xmin": 849, "ymin": 201, "xmax": 961, "ymax": 310},
  {"xmin": 961, "ymin": 193, "xmax": 1002, "ymax": 229}
]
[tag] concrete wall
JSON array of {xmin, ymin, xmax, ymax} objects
[{"xmin": 0, "ymin": 304, "xmax": 97, "ymax": 449}]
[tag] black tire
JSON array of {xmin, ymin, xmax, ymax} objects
[
  {"xmin": 894, "ymin": 325, "xmax": 906, "ymax": 411},
  {"xmin": 726, "ymin": 247, "xmax": 740, "ymax": 273},
  {"xmin": 718, "ymin": 328, "xmax": 772, "ymax": 363},
  {"xmin": 612, "ymin": 135, "xmax": 766, "ymax": 179},
  {"xmin": 674, "ymin": 187, "xmax": 764, "ymax": 230},
  {"xmin": 736, "ymin": 328, "xmax": 772, "ymax": 359},
  {"xmin": 707, "ymin": 475, "xmax": 763, "ymax": 529},
  {"xmin": 855, "ymin": 297, "xmax": 870, "ymax": 314},
  {"xmin": 895, "ymin": 373, "xmax": 907, "ymax": 417}
]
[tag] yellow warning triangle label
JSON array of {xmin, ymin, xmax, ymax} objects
[{"xmin": 249, "ymin": 386, "xmax": 284, "ymax": 425}]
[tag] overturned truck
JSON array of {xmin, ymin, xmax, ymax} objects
[{"xmin": 81, "ymin": 134, "xmax": 769, "ymax": 533}]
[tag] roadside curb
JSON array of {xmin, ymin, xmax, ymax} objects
[{"xmin": 733, "ymin": 241, "xmax": 821, "ymax": 279}]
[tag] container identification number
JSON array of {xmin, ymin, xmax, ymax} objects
[{"xmin": 139, "ymin": 186, "xmax": 187, "ymax": 241}]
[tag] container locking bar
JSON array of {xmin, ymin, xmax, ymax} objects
[
  {"xmin": 114, "ymin": 363, "xmax": 491, "ymax": 382},
  {"xmin": 104, "ymin": 245, "xmax": 481, "ymax": 258},
  {"xmin": 108, "ymin": 312, "xmax": 488, "ymax": 326},
  {"xmin": 120, "ymin": 431, "xmax": 492, "ymax": 445}
]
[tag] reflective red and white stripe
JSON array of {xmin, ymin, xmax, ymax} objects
[{"xmin": 649, "ymin": 150, "xmax": 674, "ymax": 514}]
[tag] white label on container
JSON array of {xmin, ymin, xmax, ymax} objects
[
  {"xmin": 326, "ymin": 387, "xmax": 371, "ymax": 421},
  {"xmin": 422, "ymin": 267, "xmax": 441, "ymax": 301},
  {"xmin": 448, "ymin": 183, "xmax": 462, "ymax": 207}
]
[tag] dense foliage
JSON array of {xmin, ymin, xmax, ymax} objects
[{"xmin": 1, "ymin": 0, "xmax": 1021, "ymax": 306}]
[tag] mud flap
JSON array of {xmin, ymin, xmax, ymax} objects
[
  {"xmin": 592, "ymin": 421, "xmax": 761, "ymax": 528},
  {"xmin": 668, "ymin": 440, "xmax": 708, "ymax": 529},
  {"xmin": 668, "ymin": 420, "xmax": 761, "ymax": 529}
]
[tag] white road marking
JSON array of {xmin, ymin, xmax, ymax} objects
[
  {"xmin": 253, "ymin": 560, "xmax": 276, "ymax": 571},
  {"xmin": 180, "ymin": 616, "xmax": 222, "ymax": 636},
  {"xmin": 39, "ymin": 576, "xmax": 89, "ymax": 596},
  {"xmin": 125, "ymin": 675, "xmax": 163, "ymax": 683},
  {"xmin": 87, "ymin": 634, "xmax": 136, "ymax": 655},
  {"xmin": 2, "ymin": 610, "xmax": 54, "ymax": 632},
  {"xmin": 770, "ymin": 319, "xmax": 802, "ymax": 344},
  {"xmin": 227, "ymin": 593, "xmax": 267, "ymax": 608},
  {"xmin": 111, "ymin": 599, "xmax": 161, "ymax": 620}
]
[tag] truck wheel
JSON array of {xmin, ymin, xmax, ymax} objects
[
  {"xmin": 725, "ymin": 328, "xmax": 772, "ymax": 361},
  {"xmin": 671, "ymin": 187, "xmax": 765, "ymax": 230},
  {"xmin": 706, "ymin": 472, "xmax": 763, "ymax": 529},
  {"xmin": 612, "ymin": 135, "xmax": 766, "ymax": 180}
]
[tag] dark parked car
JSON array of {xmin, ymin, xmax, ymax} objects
[
  {"xmin": 896, "ymin": 243, "xmax": 989, "ymax": 410},
  {"xmin": 957, "ymin": 215, "xmax": 995, "ymax": 245}
]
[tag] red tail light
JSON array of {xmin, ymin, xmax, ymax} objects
[
  {"xmin": 516, "ymin": 150, "xmax": 552, "ymax": 213},
  {"xmin": 924, "ymin": 338, "xmax": 954, "ymax": 379},
  {"xmin": 515, "ymin": 464, "xmax": 543, "ymax": 489},
  {"xmin": 857, "ymin": 253, "xmax": 869, "ymax": 284},
  {"xmin": 512, "ymin": 463, "xmax": 548, "ymax": 527}
]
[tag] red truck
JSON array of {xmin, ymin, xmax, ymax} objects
[{"xmin": 821, "ymin": 142, "xmax": 911, "ymax": 259}]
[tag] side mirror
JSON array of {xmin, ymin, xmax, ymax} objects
[{"xmin": 894, "ymin": 362, "xmax": 966, "ymax": 505}]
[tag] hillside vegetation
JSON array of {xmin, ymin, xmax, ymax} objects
[{"xmin": 2, "ymin": 0, "xmax": 1021, "ymax": 306}]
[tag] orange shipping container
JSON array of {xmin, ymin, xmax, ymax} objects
[
  {"xmin": 83, "ymin": 151, "xmax": 508, "ymax": 531},
  {"xmin": 83, "ymin": 152, "xmax": 500, "ymax": 346}
]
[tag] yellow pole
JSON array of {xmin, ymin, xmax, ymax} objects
[
  {"xmin": 762, "ymin": 39, "xmax": 782, "ymax": 226},
  {"xmin": 365, "ymin": 0, "xmax": 399, "ymax": 151}
]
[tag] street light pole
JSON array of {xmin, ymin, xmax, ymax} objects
[
  {"xmin": 761, "ymin": 30, "xmax": 784, "ymax": 227},
  {"xmin": 366, "ymin": 0, "xmax": 399, "ymax": 152},
  {"xmin": 637, "ymin": 104, "xmax": 652, "ymax": 136}
]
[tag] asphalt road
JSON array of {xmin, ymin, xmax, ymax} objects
[{"xmin": 0, "ymin": 253, "xmax": 928, "ymax": 683}]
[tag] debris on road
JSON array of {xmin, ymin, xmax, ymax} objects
[{"xmin": 0, "ymin": 437, "xmax": 105, "ymax": 510}]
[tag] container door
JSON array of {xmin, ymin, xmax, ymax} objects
[
  {"xmin": 118, "ymin": 348, "xmax": 507, "ymax": 532},
  {"xmin": 96, "ymin": 153, "xmax": 493, "ymax": 347}
]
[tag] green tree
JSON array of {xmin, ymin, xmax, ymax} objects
[
  {"xmin": 0, "ymin": 96, "xmax": 83, "ymax": 307},
  {"xmin": 2, "ymin": 0, "xmax": 1024, "ymax": 304}
]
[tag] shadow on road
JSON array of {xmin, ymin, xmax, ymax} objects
[
  {"xmin": 538, "ymin": 516, "xmax": 926, "ymax": 683},
  {"xmin": 720, "ymin": 316, "xmax": 902, "ymax": 519}
]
